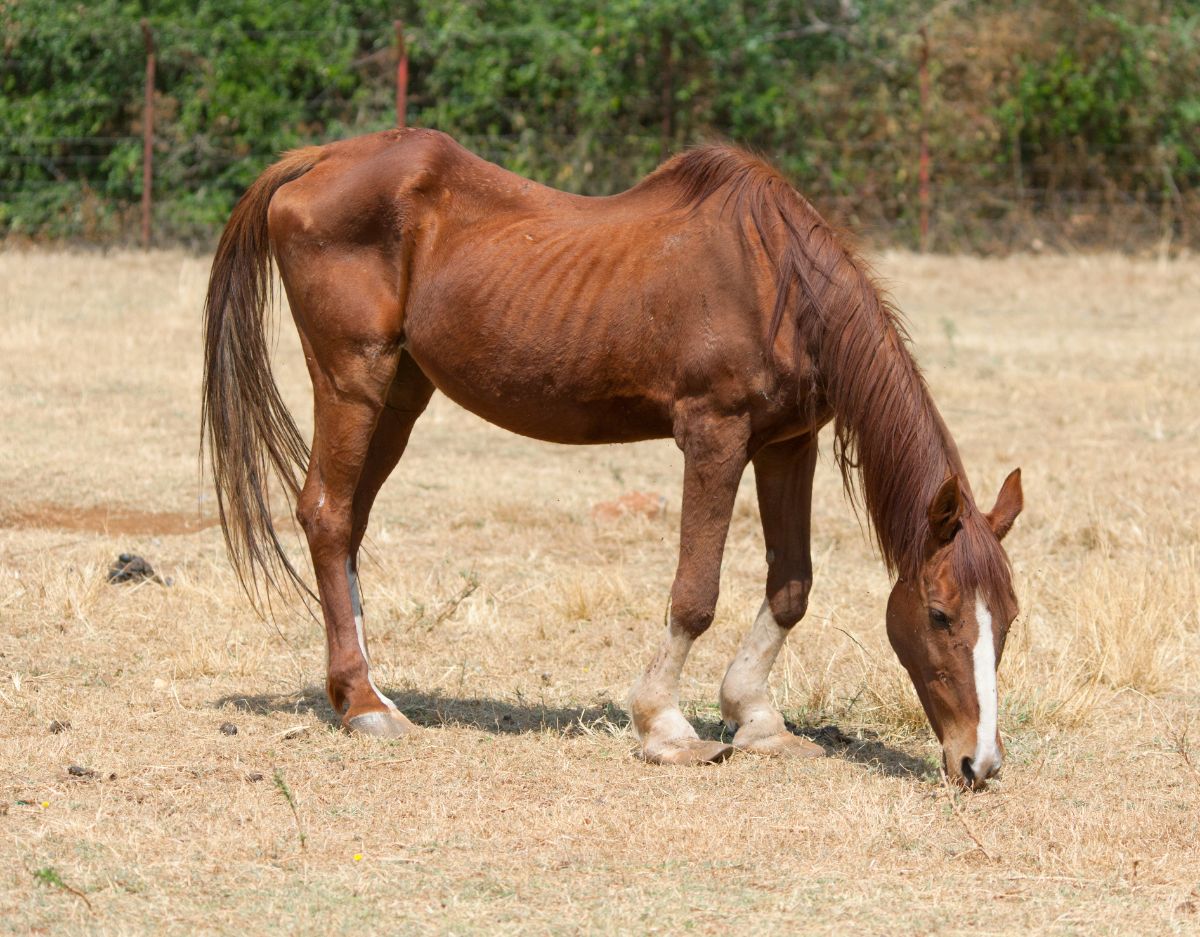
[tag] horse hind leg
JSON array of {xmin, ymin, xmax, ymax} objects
[
  {"xmin": 339, "ymin": 352, "xmax": 434, "ymax": 736},
  {"xmin": 719, "ymin": 435, "xmax": 824, "ymax": 759},
  {"xmin": 285, "ymin": 260, "xmax": 429, "ymax": 737},
  {"xmin": 627, "ymin": 414, "xmax": 748, "ymax": 765},
  {"xmin": 349, "ymin": 352, "xmax": 435, "ymax": 560}
]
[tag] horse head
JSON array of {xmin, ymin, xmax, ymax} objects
[{"xmin": 886, "ymin": 469, "xmax": 1023, "ymax": 789}]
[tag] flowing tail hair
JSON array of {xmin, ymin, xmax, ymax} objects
[{"xmin": 201, "ymin": 147, "xmax": 324, "ymax": 604}]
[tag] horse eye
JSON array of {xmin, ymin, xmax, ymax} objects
[{"xmin": 929, "ymin": 608, "xmax": 951, "ymax": 629}]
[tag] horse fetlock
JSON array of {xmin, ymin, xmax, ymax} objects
[
  {"xmin": 627, "ymin": 678, "xmax": 688, "ymax": 739},
  {"xmin": 639, "ymin": 706, "xmax": 698, "ymax": 746},
  {"xmin": 721, "ymin": 698, "xmax": 786, "ymax": 740},
  {"xmin": 630, "ymin": 692, "xmax": 732, "ymax": 765},
  {"xmin": 721, "ymin": 682, "xmax": 824, "ymax": 758},
  {"xmin": 327, "ymin": 664, "xmax": 389, "ymax": 713}
]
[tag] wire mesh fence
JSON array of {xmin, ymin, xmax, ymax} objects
[
  {"xmin": 3, "ymin": 6, "xmax": 1196, "ymax": 253},
  {"xmin": 6, "ymin": 132, "xmax": 1190, "ymax": 252}
]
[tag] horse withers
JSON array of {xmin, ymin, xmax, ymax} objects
[{"xmin": 202, "ymin": 129, "xmax": 1022, "ymax": 788}]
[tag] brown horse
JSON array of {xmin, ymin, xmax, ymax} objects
[{"xmin": 203, "ymin": 128, "xmax": 1022, "ymax": 788}]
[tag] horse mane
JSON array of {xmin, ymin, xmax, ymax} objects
[{"xmin": 657, "ymin": 145, "xmax": 1011, "ymax": 596}]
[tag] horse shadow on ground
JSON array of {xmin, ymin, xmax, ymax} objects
[{"xmin": 211, "ymin": 687, "xmax": 934, "ymax": 780}]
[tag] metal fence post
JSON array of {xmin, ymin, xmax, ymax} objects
[
  {"xmin": 918, "ymin": 26, "xmax": 931, "ymax": 252},
  {"xmin": 140, "ymin": 19, "xmax": 155, "ymax": 249},
  {"xmin": 395, "ymin": 20, "xmax": 408, "ymax": 128}
]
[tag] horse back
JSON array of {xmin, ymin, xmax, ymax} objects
[{"xmin": 269, "ymin": 130, "xmax": 807, "ymax": 446}]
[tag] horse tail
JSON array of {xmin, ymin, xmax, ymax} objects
[{"xmin": 201, "ymin": 147, "xmax": 324, "ymax": 603}]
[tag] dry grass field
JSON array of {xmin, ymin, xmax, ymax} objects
[{"xmin": 0, "ymin": 248, "xmax": 1198, "ymax": 935}]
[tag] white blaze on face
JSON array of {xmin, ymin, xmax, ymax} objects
[
  {"xmin": 346, "ymin": 559, "xmax": 397, "ymax": 710},
  {"xmin": 972, "ymin": 592, "xmax": 999, "ymax": 768}
]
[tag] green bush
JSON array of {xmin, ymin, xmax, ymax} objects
[{"xmin": 2, "ymin": 0, "xmax": 1197, "ymax": 249}]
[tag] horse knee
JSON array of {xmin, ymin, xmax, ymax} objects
[
  {"xmin": 670, "ymin": 585, "xmax": 718, "ymax": 638},
  {"xmin": 767, "ymin": 576, "xmax": 812, "ymax": 629}
]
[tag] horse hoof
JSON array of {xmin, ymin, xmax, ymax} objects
[
  {"xmin": 734, "ymin": 730, "xmax": 825, "ymax": 759},
  {"xmin": 345, "ymin": 709, "xmax": 418, "ymax": 738},
  {"xmin": 643, "ymin": 738, "xmax": 734, "ymax": 765}
]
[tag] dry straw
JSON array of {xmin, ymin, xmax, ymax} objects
[{"xmin": 0, "ymin": 248, "xmax": 1197, "ymax": 933}]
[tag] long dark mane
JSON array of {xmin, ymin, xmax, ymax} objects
[{"xmin": 659, "ymin": 145, "xmax": 1011, "ymax": 597}]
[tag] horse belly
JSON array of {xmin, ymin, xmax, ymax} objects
[{"xmin": 403, "ymin": 308, "xmax": 674, "ymax": 445}]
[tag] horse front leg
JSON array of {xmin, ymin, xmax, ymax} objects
[
  {"xmin": 627, "ymin": 413, "xmax": 750, "ymax": 765},
  {"xmin": 719, "ymin": 435, "xmax": 824, "ymax": 758}
]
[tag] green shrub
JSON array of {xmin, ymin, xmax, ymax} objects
[{"xmin": 2, "ymin": 0, "xmax": 1197, "ymax": 249}]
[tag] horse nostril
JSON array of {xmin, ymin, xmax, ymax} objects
[{"xmin": 960, "ymin": 756, "xmax": 976, "ymax": 785}]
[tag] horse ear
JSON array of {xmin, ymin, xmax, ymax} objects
[
  {"xmin": 987, "ymin": 468, "xmax": 1023, "ymax": 541},
  {"xmin": 928, "ymin": 474, "xmax": 965, "ymax": 545}
]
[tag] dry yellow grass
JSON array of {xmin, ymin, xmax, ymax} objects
[{"xmin": 0, "ymin": 248, "xmax": 1198, "ymax": 935}]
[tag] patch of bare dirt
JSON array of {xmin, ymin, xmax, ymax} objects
[
  {"xmin": 590, "ymin": 490, "xmax": 667, "ymax": 522},
  {"xmin": 0, "ymin": 503, "xmax": 220, "ymax": 536}
]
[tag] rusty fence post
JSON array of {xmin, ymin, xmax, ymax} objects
[
  {"xmin": 917, "ymin": 26, "xmax": 931, "ymax": 252},
  {"xmin": 660, "ymin": 29, "xmax": 673, "ymax": 160},
  {"xmin": 395, "ymin": 20, "xmax": 408, "ymax": 128},
  {"xmin": 140, "ymin": 18, "xmax": 155, "ymax": 249}
]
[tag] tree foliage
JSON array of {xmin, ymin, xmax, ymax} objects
[{"xmin": 2, "ymin": 0, "xmax": 1197, "ymax": 249}]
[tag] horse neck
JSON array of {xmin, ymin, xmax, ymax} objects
[{"xmin": 812, "ymin": 262, "xmax": 972, "ymax": 579}]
